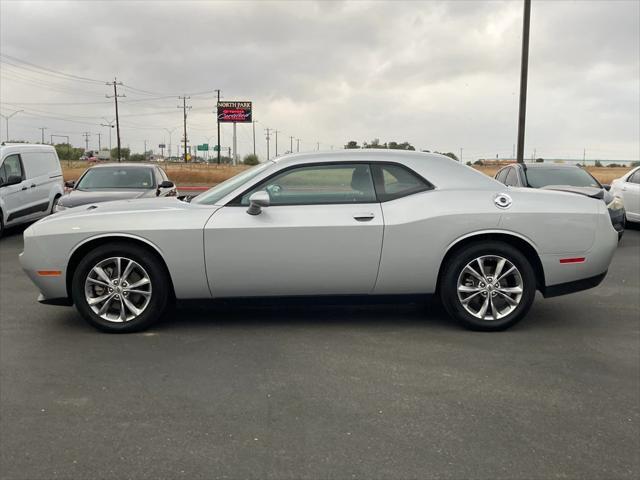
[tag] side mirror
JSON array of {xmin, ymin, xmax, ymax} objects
[
  {"xmin": 159, "ymin": 180, "xmax": 174, "ymax": 188},
  {"xmin": 246, "ymin": 191, "xmax": 270, "ymax": 215},
  {"xmin": 4, "ymin": 175, "xmax": 22, "ymax": 187},
  {"xmin": 602, "ymin": 184, "xmax": 611, "ymax": 191},
  {"xmin": 64, "ymin": 180, "xmax": 75, "ymax": 188}
]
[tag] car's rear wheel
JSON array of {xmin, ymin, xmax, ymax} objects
[
  {"xmin": 71, "ymin": 242, "xmax": 170, "ymax": 333},
  {"xmin": 440, "ymin": 241, "xmax": 537, "ymax": 331}
]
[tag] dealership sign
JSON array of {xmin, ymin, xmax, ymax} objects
[{"xmin": 217, "ymin": 101, "xmax": 252, "ymax": 123}]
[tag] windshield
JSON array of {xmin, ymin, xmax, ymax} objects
[
  {"xmin": 76, "ymin": 167, "xmax": 155, "ymax": 190},
  {"xmin": 192, "ymin": 162, "xmax": 274, "ymax": 205},
  {"xmin": 525, "ymin": 167, "xmax": 601, "ymax": 189}
]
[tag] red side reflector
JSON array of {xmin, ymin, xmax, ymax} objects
[
  {"xmin": 37, "ymin": 270, "xmax": 62, "ymax": 277},
  {"xmin": 559, "ymin": 257, "xmax": 585, "ymax": 264}
]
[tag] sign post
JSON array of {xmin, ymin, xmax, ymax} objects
[{"xmin": 217, "ymin": 101, "xmax": 252, "ymax": 166}]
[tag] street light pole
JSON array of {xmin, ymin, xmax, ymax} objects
[
  {"xmin": 252, "ymin": 120, "xmax": 258, "ymax": 157},
  {"xmin": 214, "ymin": 89, "xmax": 221, "ymax": 164},
  {"xmin": 516, "ymin": 0, "xmax": 532, "ymax": 164}
]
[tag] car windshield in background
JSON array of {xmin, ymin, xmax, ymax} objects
[
  {"xmin": 76, "ymin": 167, "xmax": 155, "ymax": 190},
  {"xmin": 526, "ymin": 167, "xmax": 602, "ymax": 189},
  {"xmin": 193, "ymin": 162, "xmax": 273, "ymax": 205}
]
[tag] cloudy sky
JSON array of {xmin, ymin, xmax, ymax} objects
[{"xmin": 1, "ymin": 0, "xmax": 638, "ymax": 162}]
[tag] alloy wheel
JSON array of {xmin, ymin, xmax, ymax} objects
[
  {"xmin": 456, "ymin": 255, "xmax": 523, "ymax": 321},
  {"xmin": 84, "ymin": 257, "xmax": 152, "ymax": 322}
]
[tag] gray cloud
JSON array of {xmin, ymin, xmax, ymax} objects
[{"xmin": 1, "ymin": 0, "xmax": 638, "ymax": 161}]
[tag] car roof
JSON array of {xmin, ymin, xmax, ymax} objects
[
  {"xmin": 87, "ymin": 162, "xmax": 158, "ymax": 169},
  {"xmin": 0, "ymin": 143, "xmax": 57, "ymax": 155},
  {"xmin": 520, "ymin": 163, "xmax": 582, "ymax": 169},
  {"xmin": 270, "ymin": 149, "xmax": 500, "ymax": 190}
]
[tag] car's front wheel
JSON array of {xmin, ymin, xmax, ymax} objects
[
  {"xmin": 71, "ymin": 242, "xmax": 170, "ymax": 333},
  {"xmin": 439, "ymin": 241, "xmax": 537, "ymax": 331}
]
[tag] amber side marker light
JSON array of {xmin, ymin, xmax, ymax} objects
[
  {"xmin": 559, "ymin": 258, "xmax": 585, "ymax": 264},
  {"xmin": 37, "ymin": 270, "xmax": 62, "ymax": 276}
]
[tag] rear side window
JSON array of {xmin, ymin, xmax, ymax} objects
[
  {"xmin": 1, "ymin": 154, "xmax": 24, "ymax": 182},
  {"xmin": 372, "ymin": 163, "xmax": 432, "ymax": 201},
  {"xmin": 20, "ymin": 151, "xmax": 60, "ymax": 178},
  {"xmin": 495, "ymin": 168, "xmax": 509, "ymax": 184},
  {"xmin": 505, "ymin": 168, "xmax": 519, "ymax": 186},
  {"xmin": 628, "ymin": 171, "xmax": 640, "ymax": 184}
]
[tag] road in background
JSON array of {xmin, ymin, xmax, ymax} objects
[{"xmin": 1, "ymin": 227, "xmax": 639, "ymax": 479}]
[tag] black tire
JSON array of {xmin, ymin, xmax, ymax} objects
[
  {"xmin": 50, "ymin": 195, "xmax": 61, "ymax": 214},
  {"xmin": 439, "ymin": 241, "xmax": 537, "ymax": 331},
  {"xmin": 0, "ymin": 210, "xmax": 4, "ymax": 238},
  {"xmin": 71, "ymin": 242, "xmax": 170, "ymax": 333}
]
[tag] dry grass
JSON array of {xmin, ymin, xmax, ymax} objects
[
  {"xmin": 62, "ymin": 162, "xmax": 248, "ymax": 186},
  {"xmin": 62, "ymin": 161, "xmax": 632, "ymax": 186}
]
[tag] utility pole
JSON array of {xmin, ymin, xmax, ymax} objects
[
  {"xmin": 82, "ymin": 132, "xmax": 91, "ymax": 152},
  {"xmin": 296, "ymin": 138, "xmax": 300, "ymax": 152},
  {"xmin": 265, "ymin": 128, "xmax": 271, "ymax": 160},
  {"xmin": 460, "ymin": 147, "xmax": 463, "ymax": 163},
  {"xmin": 178, "ymin": 96, "xmax": 191, "ymax": 162},
  {"xmin": 0, "ymin": 110, "xmax": 23, "ymax": 142},
  {"xmin": 290, "ymin": 136, "xmax": 294, "ymax": 153},
  {"xmin": 316, "ymin": 142, "xmax": 320, "ymax": 151},
  {"xmin": 96, "ymin": 132, "xmax": 102, "ymax": 150},
  {"xmin": 583, "ymin": 148, "xmax": 586, "ymax": 163},
  {"xmin": 144, "ymin": 139, "xmax": 147, "ymax": 159},
  {"xmin": 106, "ymin": 79, "xmax": 125, "ymax": 162},
  {"xmin": 38, "ymin": 127, "xmax": 47, "ymax": 144},
  {"xmin": 274, "ymin": 130, "xmax": 279, "ymax": 157},
  {"xmin": 516, "ymin": 0, "xmax": 531, "ymax": 164},
  {"xmin": 252, "ymin": 120, "xmax": 258, "ymax": 157},
  {"xmin": 214, "ymin": 89, "xmax": 221, "ymax": 164}
]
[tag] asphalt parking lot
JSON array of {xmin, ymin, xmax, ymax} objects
[{"xmin": 1, "ymin": 226, "xmax": 639, "ymax": 480}]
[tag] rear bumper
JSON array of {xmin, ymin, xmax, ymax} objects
[{"xmin": 542, "ymin": 271, "xmax": 607, "ymax": 298}]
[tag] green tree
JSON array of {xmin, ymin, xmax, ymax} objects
[
  {"xmin": 631, "ymin": 161, "xmax": 640, "ymax": 167},
  {"xmin": 389, "ymin": 141, "xmax": 415, "ymax": 151},
  {"xmin": 344, "ymin": 141, "xmax": 360, "ymax": 149},
  {"xmin": 111, "ymin": 147, "xmax": 130, "ymax": 161},
  {"xmin": 594, "ymin": 160, "xmax": 603, "ymax": 167},
  {"xmin": 129, "ymin": 153, "xmax": 145, "ymax": 162},
  {"xmin": 466, "ymin": 161, "xmax": 472, "ymax": 166},
  {"xmin": 54, "ymin": 143, "xmax": 84, "ymax": 161},
  {"xmin": 473, "ymin": 159, "xmax": 484, "ymax": 166},
  {"xmin": 364, "ymin": 139, "xmax": 386, "ymax": 149},
  {"xmin": 435, "ymin": 151, "xmax": 458, "ymax": 161},
  {"xmin": 243, "ymin": 153, "xmax": 259, "ymax": 165}
]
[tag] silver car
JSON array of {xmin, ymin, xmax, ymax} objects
[{"xmin": 19, "ymin": 150, "xmax": 619, "ymax": 333}]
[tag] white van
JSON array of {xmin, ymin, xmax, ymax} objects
[{"xmin": 0, "ymin": 143, "xmax": 64, "ymax": 236}]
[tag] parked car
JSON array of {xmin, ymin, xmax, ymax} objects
[
  {"xmin": 494, "ymin": 163, "xmax": 626, "ymax": 238},
  {"xmin": 0, "ymin": 143, "xmax": 64, "ymax": 236},
  {"xmin": 55, "ymin": 163, "xmax": 177, "ymax": 212},
  {"xmin": 610, "ymin": 166, "xmax": 640, "ymax": 224},
  {"xmin": 21, "ymin": 150, "xmax": 618, "ymax": 333}
]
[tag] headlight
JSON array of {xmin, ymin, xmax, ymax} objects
[
  {"xmin": 607, "ymin": 196, "xmax": 624, "ymax": 211},
  {"xmin": 54, "ymin": 203, "xmax": 67, "ymax": 212}
]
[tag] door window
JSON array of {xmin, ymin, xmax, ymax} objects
[
  {"xmin": 1, "ymin": 155, "xmax": 23, "ymax": 182},
  {"xmin": 239, "ymin": 163, "xmax": 376, "ymax": 205},
  {"xmin": 628, "ymin": 170, "xmax": 640, "ymax": 184},
  {"xmin": 373, "ymin": 163, "xmax": 432, "ymax": 201}
]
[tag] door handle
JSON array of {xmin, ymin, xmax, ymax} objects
[
  {"xmin": 353, "ymin": 213, "xmax": 375, "ymax": 221},
  {"xmin": 21, "ymin": 186, "xmax": 27, "ymax": 191},
  {"xmin": 30, "ymin": 184, "xmax": 36, "ymax": 188}
]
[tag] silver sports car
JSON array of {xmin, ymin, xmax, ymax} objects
[{"xmin": 20, "ymin": 150, "xmax": 618, "ymax": 333}]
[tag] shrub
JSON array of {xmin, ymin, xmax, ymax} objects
[{"xmin": 243, "ymin": 154, "xmax": 260, "ymax": 165}]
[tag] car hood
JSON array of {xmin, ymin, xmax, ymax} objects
[
  {"xmin": 58, "ymin": 189, "xmax": 152, "ymax": 208},
  {"xmin": 540, "ymin": 185, "xmax": 609, "ymax": 202}
]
